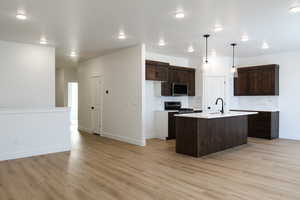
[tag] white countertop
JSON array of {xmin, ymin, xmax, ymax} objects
[
  {"xmin": 0, "ymin": 107, "xmax": 70, "ymax": 115},
  {"xmin": 230, "ymin": 107, "xmax": 280, "ymax": 112},
  {"xmin": 156, "ymin": 109, "xmax": 202, "ymax": 113},
  {"xmin": 175, "ymin": 111, "xmax": 258, "ymax": 119}
]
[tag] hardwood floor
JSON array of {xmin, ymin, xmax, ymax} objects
[{"xmin": 1, "ymin": 128, "xmax": 300, "ymax": 200}]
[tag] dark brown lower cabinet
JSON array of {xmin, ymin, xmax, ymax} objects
[
  {"xmin": 232, "ymin": 110, "xmax": 279, "ymax": 139},
  {"xmin": 167, "ymin": 110, "xmax": 202, "ymax": 140},
  {"xmin": 167, "ymin": 112, "xmax": 177, "ymax": 140},
  {"xmin": 175, "ymin": 116, "xmax": 248, "ymax": 157}
]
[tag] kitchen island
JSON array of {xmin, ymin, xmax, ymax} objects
[{"xmin": 175, "ymin": 111, "xmax": 257, "ymax": 157}]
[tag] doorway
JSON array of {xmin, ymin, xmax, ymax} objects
[
  {"xmin": 68, "ymin": 82, "xmax": 78, "ymax": 126},
  {"xmin": 203, "ymin": 76, "xmax": 226, "ymax": 113},
  {"xmin": 90, "ymin": 76, "xmax": 103, "ymax": 135}
]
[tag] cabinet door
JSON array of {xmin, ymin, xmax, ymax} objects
[
  {"xmin": 248, "ymin": 68, "xmax": 276, "ymax": 95},
  {"xmin": 171, "ymin": 69, "xmax": 181, "ymax": 83},
  {"xmin": 260, "ymin": 69, "xmax": 275, "ymax": 95},
  {"xmin": 161, "ymin": 69, "xmax": 173, "ymax": 96},
  {"xmin": 188, "ymin": 70, "xmax": 195, "ymax": 96},
  {"xmin": 161, "ymin": 82, "xmax": 172, "ymax": 96},
  {"xmin": 156, "ymin": 66, "xmax": 168, "ymax": 81},
  {"xmin": 146, "ymin": 64, "xmax": 157, "ymax": 80},
  {"xmin": 168, "ymin": 112, "xmax": 177, "ymax": 139},
  {"xmin": 180, "ymin": 70, "xmax": 189, "ymax": 84},
  {"xmin": 146, "ymin": 62, "xmax": 168, "ymax": 81},
  {"xmin": 234, "ymin": 71, "xmax": 248, "ymax": 95},
  {"xmin": 248, "ymin": 112, "xmax": 271, "ymax": 139},
  {"xmin": 248, "ymin": 69, "xmax": 261, "ymax": 95}
]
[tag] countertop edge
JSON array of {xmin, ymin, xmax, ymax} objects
[
  {"xmin": 174, "ymin": 112, "xmax": 258, "ymax": 119},
  {"xmin": 230, "ymin": 108, "xmax": 280, "ymax": 112}
]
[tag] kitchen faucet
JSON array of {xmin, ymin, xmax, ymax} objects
[{"xmin": 215, "ymin": 98, "xmax": 224, "ymax": 114}]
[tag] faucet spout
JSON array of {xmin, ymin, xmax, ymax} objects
[{"xmin": 215, "ymin": 98, "xmax": 224, "ymax": 114}]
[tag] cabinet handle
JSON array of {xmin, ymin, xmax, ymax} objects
[{"xmin": 91, "ymin": 106, "xmax": 95, "ymax": 110}]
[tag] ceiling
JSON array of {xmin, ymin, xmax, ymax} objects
[{"xmin": 0, "ymin": 0, "xmax": 299, "ymax": 67}]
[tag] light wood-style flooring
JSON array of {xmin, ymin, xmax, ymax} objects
[{"xmin": 1, "ymin": 128, "xmax": 300, "ymax": 200}]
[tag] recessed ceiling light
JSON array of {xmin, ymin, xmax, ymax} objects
[
  {"xmin": 118, "ymin": 32, "xmax": 126, "ymax": 40},
  {"xmin": 158, "ymin": 39, "xmax": 166, "ymax": 47},
  {"xmin": 187, "ymin": 46, "xmax": 194, "ymax": 53},
  {"xmin": 290, "ymin": 5, "xmax": 300, "ymax": 13},
  {"xmin": 70, "ymin": 51, "xmax": 77, "ymax": 57},
  {"xmin": 214, "ymin": 25, "xmax": 223, "ymax": 32},
  {"xmin": 16, "ymin": 11, "xmax": 27, "ymax": 20},
  {"xmin": 175, "ymin": 11, "xmax": 185, "ymax": 19},
  {"xmin": 241, "ymin": 35, "xmax": 249, "ymax": 42},
  {"xmin": 40, "ymin": 37, "xmax": 48, "ymax": 45},
  {"xmin": 262, "ymin": 41, "xmax": 269, "ymax": 49}
]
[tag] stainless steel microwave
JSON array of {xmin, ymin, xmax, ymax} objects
[{"xmin": 172, "ymin": 83, "xmax": 188, "ymax": 96}]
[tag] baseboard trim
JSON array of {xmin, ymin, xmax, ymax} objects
[
  {"xmin": 0, "ymin": 145, "xmax": 71, "ymax": 161},
  {"xmin": 279, "ymin": 136, "xmax": 300, "ymax": 141},
  {"xmin": 101, "ymin": 132, "xmax": 146, "ymax": 146},
  {"xmin": 78, "ymin": 126, "xmax": 93, "ymax": 134}
]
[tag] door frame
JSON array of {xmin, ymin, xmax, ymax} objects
[
  {"xmin": 89, "ymin": 75, "xmax": 103, "ymax": 134},
  {"xmin": 202, "ymin": 75, "xmax": 227, "ymax": 112}
]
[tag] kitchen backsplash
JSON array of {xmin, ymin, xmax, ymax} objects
[{"xmin": 232, "ymin": 96, "xmax": 279, "ymax": 110}]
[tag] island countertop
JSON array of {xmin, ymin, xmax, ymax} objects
[{"xmin": 175, "ymin": 111, "xmax": 258, "ymax": 119}]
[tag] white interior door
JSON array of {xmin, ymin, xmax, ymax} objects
[
  {"xmin": 90, "ymin": 76, "xmax": 103, "ymax": 134},
  {"xmin": 67, "ymin": 82, "xmax": 78, "ymax": 125},
  {"xmin": 203, "ymin": 76, "xmax": 226, "ymax": 113}
]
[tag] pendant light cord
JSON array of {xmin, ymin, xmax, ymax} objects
[
  {"xmin": 231, "ymin": 43, "xmax": 237, "ymax": 68},
  {"xmin": 206, "ymin": 37, "xmax": 208, "ymax": 63},
  {"xmin": 204, "ymin": 34, "xmax": 210, "ymax": 64},
  {"xmin": 232, "ymin": 45, "xmax": 235, "ymax": 67}
]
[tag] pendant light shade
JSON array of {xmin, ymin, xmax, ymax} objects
[
  {"xmin": 203, "ymin": 34, "xmax": 210, "ymax": 64},
  {"xmin": 231, "ymin": 43, "xmax": 238, "ymax": 78}
]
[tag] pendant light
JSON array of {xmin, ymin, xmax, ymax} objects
[
  {"xmin": 231, "ymin": 43, "xmax": 238, "ymax": 77},
  {"xmin": 203, "ymin": 34, "xmax": 210, "ymax": 64}
]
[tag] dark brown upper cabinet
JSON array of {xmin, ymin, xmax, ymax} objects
[
  {"xmin": 161, "ymin": 66, "xmax": 195, "ymax": 96},
  {"xmin": 145, "ymin": 60, "xmax": 169, "ymax": 81},
  {"xmin": 146, "ymin": 60, "xmax": 196, "ymax": 96},
  {"xmin": 234, "ymin": 64, "xmax": 279, "ymax": 96}
]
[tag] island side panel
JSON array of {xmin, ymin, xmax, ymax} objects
[
  {"xmin": 197, "ymin": 116, "xmax": 248, "ymax": 157},
  {"xmin": 175, "ymin": 117, "xmax": 198, "ymax": 157}
]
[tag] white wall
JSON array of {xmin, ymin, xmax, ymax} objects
[
  {"xmin": 146, "ymin": 52, "xmax": 190, "ymax": 66},
  {"xmin": 55, "ymin": 67, "xmax": 78, "ymax": 107},
  {"xmin": 236, "ymin": 51, "xmax": 300, "ymax": 140},
  {"xmin": 0, "ymin": 40, "xmax": 55, "ymax": 108},
  {"xmin": 78, "ymin": 45, "xmax": 145, "ymax": 146},
  {"xmin": 188, "ymin": 56, "xmax": 233, "ymax": 111},
  {"xmin": 55, "ymin": 68, "xmax": 65, "ymax": 107}
]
